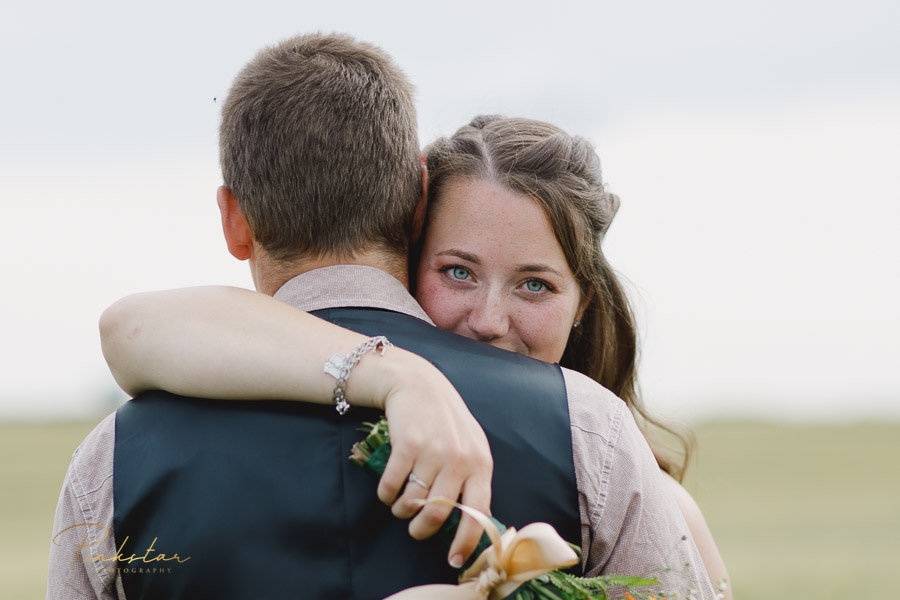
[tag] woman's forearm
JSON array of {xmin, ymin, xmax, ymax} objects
[{"xmin": 99, "ymin": 286, "xmax": 411, "ymax": 408}]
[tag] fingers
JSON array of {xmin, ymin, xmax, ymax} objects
[
  {"xmin": 407, "ymin": 467, "xmax": 463, "ymax": 542},
  {"xmin": 392, "ymin": 461, "xmax": 438, "ymax": 519},
  {"xmin": 378, "ymin": 443, "xmax": 416, "ymax": 506},
  {"xmin": 378, "ymin": 381, "xmax": 495, "ymax": 570},
  {"xmin": 447, "ymin": 472, "xmax": 492, "ymax": 568}
]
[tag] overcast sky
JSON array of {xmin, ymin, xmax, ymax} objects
[{"xmin": 2, "ymin": 0, "xmax": 898, "ymax": 422}]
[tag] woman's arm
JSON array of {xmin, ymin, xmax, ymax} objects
[
  {"xmin": 99, "ymin": 286, "xmax": 493, "ymax": 568},
  {"xmin": 100, "ymin": 286, "xmax": 396, "ymax": 403},
  {"xmin": 663, "ymin": 473, "xmax": 732, "ymax": 599}
]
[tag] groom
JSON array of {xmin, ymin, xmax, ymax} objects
[{"xmin": 48, "ymin": 33, "xmax": 716, "ymax": 599}]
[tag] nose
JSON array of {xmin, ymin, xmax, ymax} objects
[{"xmin": 466, "ymin": 291, "xmax": 510, "ymax": 342}]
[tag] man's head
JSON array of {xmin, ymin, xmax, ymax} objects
[{"xmin": 216, "ymin": 33, "xmax": 421, "ymax": 292}]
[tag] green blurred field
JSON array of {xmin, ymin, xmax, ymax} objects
[{"xmin": 2, "ymin": 419, "xmax": 898, "ymax": 599}]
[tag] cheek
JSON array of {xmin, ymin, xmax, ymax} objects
[
  {"xmin": 511, "ymin": 300, "xmax": 578, "ymax": 362},
  {"xmin": 415, "ymin": 271, "xmax": 467, "ymax": 331}
]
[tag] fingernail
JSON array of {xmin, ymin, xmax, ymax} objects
[{"xmin": 449, "ymin": 554, "xmax": 464, "ymax": 569}]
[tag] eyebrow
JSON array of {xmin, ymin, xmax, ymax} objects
[
  {"xmin": 515, "ymin": 264, "xmax": 562, "ymax": 276},
  {"xmin": 435, "ymin": 249, "xmax": 562, "ymax": 276},
  {"xmin": 436, "ymin": 249, "xmax": 482, "ymax": 265}
]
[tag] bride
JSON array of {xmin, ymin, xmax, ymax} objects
[{"xmin": 100, "ymin": 115, "xmax": 730, "ymax": 594}]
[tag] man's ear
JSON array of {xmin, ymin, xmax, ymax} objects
[
  {"xmin": 216, "ymin": 186, "xmax": 253, "ymax": 261},
  {"xmin": 411, "ymin": 155, "xmax": 429, "ymax": 244}
]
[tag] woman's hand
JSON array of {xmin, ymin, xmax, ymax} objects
[{"xmin": 374, "ymin": 352, "xmax": 493, "ymax": 569}]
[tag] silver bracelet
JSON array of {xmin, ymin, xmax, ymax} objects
[{"xmin": 323, "ymin": 336, "xmax": 393, "ymax": 415}]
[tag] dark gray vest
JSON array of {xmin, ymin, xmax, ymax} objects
[{"xmin": 114, "ymin": 307, "xmax": 580, "ymax": 599}]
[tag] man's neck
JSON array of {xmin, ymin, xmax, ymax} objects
[{"xmin": 254, "ymin": 249, "xmax": 409, "ymax": 296}]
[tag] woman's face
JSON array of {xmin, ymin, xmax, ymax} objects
[{"xmin": 415, "ymin": 177, "xmax": 585, "ymax": 363}]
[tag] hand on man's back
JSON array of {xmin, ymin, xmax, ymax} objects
[{"xmin": 375, "ymin": 352, "xmax": 494, "ymax": 569}]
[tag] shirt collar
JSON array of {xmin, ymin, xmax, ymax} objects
[{"xmin": 273, "ymin": 265, "xmax": 434, "ymax": 325}]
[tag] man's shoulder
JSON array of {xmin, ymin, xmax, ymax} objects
[
  {"xmin": 67, "ymin": 411, "xmax": 116, "ymax": 497},
  {"xmin": 560, "ymin": 367, "xmax": 627, "ymax": 438},
  {"xmin": 561, "ymin": 367, "xmax": 663, "ymax": 486},
  {"xmin": 559, "ymin": 366, "xmax": 620, "ymax": 404}
]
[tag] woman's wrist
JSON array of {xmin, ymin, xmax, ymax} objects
[{"xmin": 340, "ymin": 345, "xmax": 426, "ymax": 411}]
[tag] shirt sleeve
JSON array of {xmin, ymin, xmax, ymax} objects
[
  {"xmin": 594, "ymin": 409, "xmax": 717, "ymax": 598},
  {"xmin": 46, "ymin": 414, "xmax": 120, "ymax": 600},
  {"xmin": 562, "ymin": 368, "xmax": 717, "ymax": 599}
]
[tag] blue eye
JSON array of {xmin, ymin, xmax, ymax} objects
[
  {"xmin": 446, "ymin": 266, "xmax": 471, "ymax": 281},
  {"xmin": 524, "ymin": 279, "xmax": 548, "ymax": 293}
]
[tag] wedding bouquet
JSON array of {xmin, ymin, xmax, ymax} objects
[{"xmin": 350, "ymin": 418, "xmax": 660, "ymax": 600}]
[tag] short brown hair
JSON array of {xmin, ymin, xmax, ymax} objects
[
  {"xmin": 423, "ymin": 115, "xmax": 694, "ymax": 481},
  {"xmin": 219, "ymin": 33, "xmax": 421, "ymax": 261}
]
